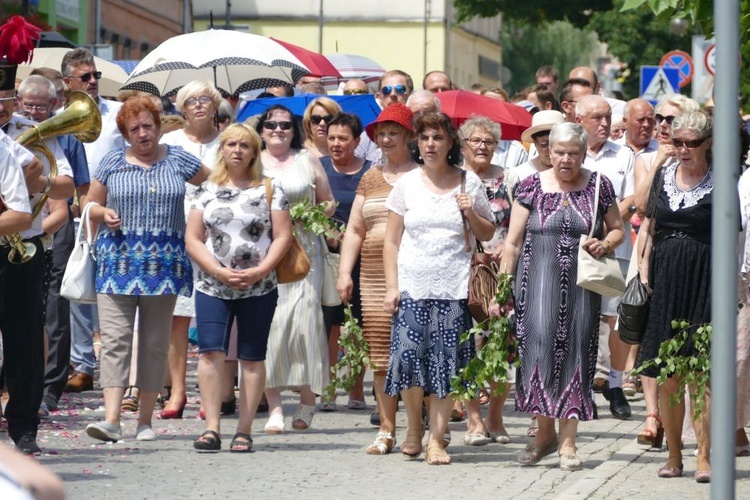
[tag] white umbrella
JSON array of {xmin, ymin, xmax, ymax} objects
[
  {"xmin": 16, "ymin": 47, "xmax": 129, "ymax": 98},
  {"xmin": 321, "ymin": 53, "xmax": 386, "ymax": 90},
  {"xmin": 120, "ymin": 29, "xmax": 311, "ymax": 96}
]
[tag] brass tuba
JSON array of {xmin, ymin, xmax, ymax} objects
[{"xmin": 2, "ymin": 91, "xmax": 102, "ymax": 264}]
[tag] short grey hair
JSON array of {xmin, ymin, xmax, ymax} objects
[
  {"xmin": 655, "ymin": 94, "xmax": 700, "ymax": 115},
  {"xmin": 175, "ymin": 80, "xmax": 222, "ymax": 112},
  {"xmin": 458, "ymin": 116, "xmax": 501, "ymax": 143},
  {"xmin": 672, "ymin": 110, "xmax": 712, "ymax": 139},
  {"xmin": 218, "ymin": 99, "xmax": 235, "ymax": 122},
  {"xmin": 18, "ymin": 75, "xmax": 56, "ymax": 100},
  {"xmin": 575, "ymin": 94, "xmax": 609, "ymax": 118},
  {"xmin": 549, "ymin": 122, "xmax": 587, "ymax": 152},
  {"xmin": 61, "ymin": 48, "xmax": 95, "ymax": 76},
  {"xmin": 406, "ymin": 89, "xmax": 441, "ymax": 111}
]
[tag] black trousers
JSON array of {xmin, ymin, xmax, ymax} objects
[
  {"xmin": 0, "ymin": 237, "xmax": 45, "ymax": 442},
  {"xmin": 43, "ymin": 208, "xmax": 75, "ymax": 408}
]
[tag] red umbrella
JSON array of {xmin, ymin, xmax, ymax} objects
[
  {"xmin": 434, "ymin": 90, "xmax": 532, "ymax": 141},
  {"xmin": 270, "ymin": 38, "xmax": 342, "ymax": 79}
]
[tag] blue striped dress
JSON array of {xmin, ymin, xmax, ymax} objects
[{"xmin": 93, "ymin": 146, "xmax": 202, "ymax": 296}]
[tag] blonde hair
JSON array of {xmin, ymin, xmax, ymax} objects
[
  {"xmin": 210, "ymin": 123, "xmax": 264, "ymax": 186},
  {"xmin": 302, "ymin": 97, "xmax": 342, "ymax": 144},
  {"xmin": 175, "ymin": 80, "xmax": 222, "ymax": 112}
]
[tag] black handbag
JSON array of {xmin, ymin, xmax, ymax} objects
[{"xmin": 617, "ymin": 169, "xmax": 663, "ymax": 345}]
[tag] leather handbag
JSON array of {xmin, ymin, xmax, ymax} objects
[
  {"xmin": 265, "ymin": 179, "xmax": 310, "ymax": 284},
  {"xmin": 61, "ymin": 202, "xmax": 99, "ymax": 304},
  {"xmin": 576, "ymin": 172, "xmax": 626, "ymax": 297},
  {"xmin": 618, "ymin": 168, "xmax": 664, "ymax": 344},
  {"xmin": 320, "ymin": 236, "xmax": 342, "ymax": 307},
  {"xmin": 460, "ymin": 171, "xmax": 499, "ymax": 323}
]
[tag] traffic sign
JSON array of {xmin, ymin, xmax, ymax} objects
[
  {"xmin": 660, "ymin": 50, "xmax": 693, "ymax": 88},
  {"xmin": 704, "ymin": 43, "xmax": 716, "ymax": 75},
  {"xmin": 640, "ymin": 66, "xmax": 680, "ymax": 106}
]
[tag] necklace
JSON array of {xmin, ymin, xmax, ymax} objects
[{"xmin": 383, "ymin": 158, "xmax": 414, "ymax": 181}]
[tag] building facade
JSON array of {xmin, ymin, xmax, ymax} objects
[{"xmin": 191, "ymin": 0, "xmax": 504, "ymax": 90}]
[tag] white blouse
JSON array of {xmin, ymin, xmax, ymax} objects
[{"xmin": 386, "ymin": 168, "xmax": 493, "ymax": 301}]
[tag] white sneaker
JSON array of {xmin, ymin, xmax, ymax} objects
[
  {"xmin": 86, "ymin": 421, "xmax": 122, "ymax": 442},
  {"xmin": 136, "ymin": 424, "xmax": 156, "ymax": 441}
]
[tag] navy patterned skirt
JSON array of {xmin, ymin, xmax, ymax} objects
[{"xmin": 384, "ymin": 292, "xmax": 475, "ymax": 398}]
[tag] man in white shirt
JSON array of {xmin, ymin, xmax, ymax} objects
[
  {"xmin": 376, "ymin": 70, "xmax": 413, "ymax": 109},
  {"xmin": 61, "ymin": 48, "xmax": 125, "ymax": 393},
  {"xmin": 576, "ymin": 94, "xmax": 636, "ymax": 420},
  {"xmin": 491, "ymin": 138, "xmax": 528, "ymax": 171}
]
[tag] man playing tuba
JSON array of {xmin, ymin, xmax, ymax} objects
[{"xmin": 0, "ymin": 16, "xmax": 74, "ymax": 455}]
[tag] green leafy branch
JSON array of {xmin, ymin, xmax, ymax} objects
[
  {"xmin": 451, "ymin": 273, "xmax": 519, "ymax": 401},
  {"xmin": 324, "ymin": 305, "xmax": 375, "ymax": 398},
  {"xmin": 290, "ymin": 198, "xmax": 345, "ymax": 240},
  {"xmin": 634, "ymin": 320, "xmax": 712, "ymax": 419}
]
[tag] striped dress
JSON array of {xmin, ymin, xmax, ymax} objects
[
  {"xmin": 94, "ymin": 146, "xmax": 202, "ymax": 296},
  {"xmin": 263, "ymin": 153, "xmax": 328, "ymax": 394}
]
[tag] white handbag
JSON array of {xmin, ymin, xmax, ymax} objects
[
  {"xmin": 576, "ymin": 172, "xmax": 626, "ymax": 297},
  {"xmin": 320, "ymin": 236, "xmax": 342, "ymax": 307},
  {"xmin": 61, "ymin": 202, "xmax": 99, "ymax": 304}
]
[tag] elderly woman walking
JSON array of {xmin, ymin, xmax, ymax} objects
[
  {"xmin": 84, "ymin": 96, "xmax": 210, "ymax": 442},
  {"xmin": 498, "ymin": 122, "xmax": 625, "ymax": 471}
]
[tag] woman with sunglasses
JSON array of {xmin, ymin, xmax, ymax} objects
[
  {"xmin": 302, "ymin": 97, "xmax": 342, "ymax": 158},
  {"xmin": 637, "ymin": 111, "xmax": 716, "ymax": 482},
  {"xmin": 255, "ymin": 105, "xmax": 336, "ymax": 433},
  {"xmin": 630, "ymin": 95, "xmax": 699, "ymax": 449},
  {"xmin": 158, "ymin": 80, "xmax": 223, "ymax": 420}
]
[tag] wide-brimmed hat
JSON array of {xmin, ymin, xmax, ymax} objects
[
  {"xmin": 365, "ymin": 103, "xmax": 414, "ymax": 140},
  {"xmin": 521, "ymin": 110, "xmax": 565, "ymax": 143}
]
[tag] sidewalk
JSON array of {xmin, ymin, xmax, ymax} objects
[{"xmin": 23, "ymin": 351, "xmax": 750, "ymax": 499}]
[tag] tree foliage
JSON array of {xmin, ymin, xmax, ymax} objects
[{"xmin": 452, "ymin": 0, "xmax": 614, "ymax": 29}]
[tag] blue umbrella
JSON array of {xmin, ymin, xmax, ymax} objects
[{"xmin": 236, "ymin": 94, "xmax": 381, "ymax": 126}]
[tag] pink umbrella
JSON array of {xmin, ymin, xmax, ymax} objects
[
  {"xmin": 320, "ymin": 53, "xmax": 386, "ymax": 89},
  {"xmin": 435, "ymin": 90, "xmax": 532, "ymax": 141}
]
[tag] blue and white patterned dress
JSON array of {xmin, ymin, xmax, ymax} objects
[{"xmin": 94, "ymin": 146, "xmax": 202, "ymax": 296}]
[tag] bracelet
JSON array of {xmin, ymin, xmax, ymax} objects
[{"xmin": 42, "ymin": 175, "xmax": 52, "ymax": 195}]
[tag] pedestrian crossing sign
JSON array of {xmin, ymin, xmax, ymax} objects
[{"xmin": 640, "ymin": 66, "xmax": 680, "ymax": 105}]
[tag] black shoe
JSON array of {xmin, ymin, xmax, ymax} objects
[
  {"xmin": 220, "ymin": 397, "xmax": 237, "ymax": 416},
  {"xmin": 15, "ymin": 434, "xmax": 41, "ymax": 456},
  {"xmin": 603, "ymin": 384, "xmax": 632, "ymax": 420},
  {"xmin": 369, "ymin": 411, "xmax": 380, "ymax": 427}
]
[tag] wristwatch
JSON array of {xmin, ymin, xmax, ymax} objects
[{"xmin": 627, "ymin": 203, "xmax": 637, "ymax": 214}]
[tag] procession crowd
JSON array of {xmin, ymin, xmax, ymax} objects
[{"xmin": 2, "ymin": 15, "xmax": 750, "ymax": 498}]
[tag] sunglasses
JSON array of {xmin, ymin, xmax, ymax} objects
[
  {"xmin": 343, "ymin": 89, "xmax": 368, "ymax": 95},
  {"xmin": 72, "ymin": 71, "xmax": 102, "ymax": 83},
  {"xmin": 217, "ymin": 115, "xmax": 231, "ymax": 124},
  {"xmin": 672, "ymin": 136, "xmax": 709, "ymax": 149},
  {"xmin": 380, "ymin": 85, "xmax": 407, "ymax": 95},
  {"xmin": 310, "ymin": 114, "xmax": 333, "ymax": 125},
  {"xmin": 655, "ymin": 114, "xmax": 676, "ymax": 126},
  {"xmin": 263, "ymin": 120, "xmax": 293, "ymax": 131}
]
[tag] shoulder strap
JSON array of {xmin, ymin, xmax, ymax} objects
[
  {"xmin": 460, "ymin": 170, "xmax": 472, "ymax": 253},
  {"xmin": 638, "ymin": 166, "xmax": 665, "ymax": 261},
  {"xmin": 588, "ymin": 171, "xmax": 602, "ymax": 238}
]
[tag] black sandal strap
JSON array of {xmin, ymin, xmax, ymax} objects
[
  {"xmin": 194, "ymin": 430, "xmax": 221, "ymax": 450},
  {"xmin": 230, "ymin": 432, "xmax": 252, "ymax": 452}
]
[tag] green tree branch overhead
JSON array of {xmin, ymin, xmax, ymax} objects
[{"xmin": 452, "ymin": 0, "xmax": 614, "ymax": 28}]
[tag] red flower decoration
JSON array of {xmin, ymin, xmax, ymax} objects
[{"xmin": 0, "ymin": 16, "xmax": 41, "ymax": 65}]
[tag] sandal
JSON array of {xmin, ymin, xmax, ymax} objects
[
  {"xmin": 121, "ymin": 386, "xmax": 139, "ymax": 412},
  {"xmin": 157, "ymin": 386, "xmax": 171, "ymax": 409},
  {"xmin": 637, "ymin": 414, "xmax": 664, "ymax": 448},
  {"xmin": 450, "ymin": 407, "xmax": 465, "ymax": 422},
  {"xmin": 229, "ymin": 432, "xmax": 253, "ymax": 453},
  {"xmin": 401, "ymin": 428, "xmax": 423, "ymax": 460},
  {"xmin": 264, "ymin": 413, "xmax": 285, "ymax": 434},
  {"xmin": 292, "ymin": 404, "xmax": 315, "ymax": 430},
  {"xmin": 193, "ymin": 430, "xmax": 221, "ymax": 452},
  {"xmin": 527, "ymin": 415, "xmax": 539, "ymax": 437},
  {"xmin": 478, "ymin": 388, "xmax": 491, "ymax": 406},
  {"xmin": 365, "ymin": 432, "xmax": 396, "ymax": 455},
  {"xmin": 425, "ymin": 441, "xmax": 451, "ymax": 465},
  {"xmin": 347, "ymin": 399, "xmax": 366, "ymax": 410}
]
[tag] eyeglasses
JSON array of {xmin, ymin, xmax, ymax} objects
[
  {"xmin": 380, "ymin": 85, "xmax": 407, "ymax": 95},
  {"xmin": 310, "ymin": 114, "xmax": 333, "ymax": 125},
  {"xmin": 0, "ymin": 96, "xmax": 15, "ymax": 104},
  {"xmin": 672, "ymin": 136, "xmax": 708, "ymax": 149},
  {"xmin": 262, "ymin": 120, "xmax": 293, "ymax": 131},
  {"xmin": 655, "ymin": 114, "xmax": 677, "ymax": 126},
  {"xmin": 185, "ymin": 96, "xmax": 213, "ymax": 107},
  {"xmin": 71, "ymin": 71, "xmax": 102, "ymax": 83},
  {"xmin": 465, "ymin": 137, "xmax": 497, "ymax": 148},
  {"xmin": 343, "ymin": 89, "xmax": 368, "ymax": 95},
  {"xmin": 21, "ymin": 102, "xmax": 49, "ymax": 111}
]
